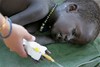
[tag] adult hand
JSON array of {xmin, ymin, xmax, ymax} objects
[
  {"xmin": 0, "ymin": 13, "xmax": 35, "ymax": 58},
  {"xmin": 3, "ymin": 23, "xmax": 36, "ymax": 58}
]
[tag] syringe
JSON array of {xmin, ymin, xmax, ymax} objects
[
  {"xmin": 23, "ymin": 39, "xmax": 64, "ymax": 67},
  {"xmin": 34, "ymin": 47, "xmax": 55, "ymax": 62},
  {"xmin": 34, "ymin": 47, "xmax": 64, "ymax": 67}
]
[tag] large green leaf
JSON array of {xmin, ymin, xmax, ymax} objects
[{"xmin": 0, "ymin": 37, "xmax": 100, "ymax": 67}]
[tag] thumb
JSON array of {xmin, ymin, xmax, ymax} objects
[{"xmin": 24, "ymin": 31, "xmax": 36, "ymax": 41}]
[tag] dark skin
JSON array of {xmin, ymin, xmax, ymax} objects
[{"xmin": 0, "ymin": 0, "xmax": 100, "ymax": 45}]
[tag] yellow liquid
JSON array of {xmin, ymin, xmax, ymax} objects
[{"xmin": 41, "ymin": 53, "xmax": 64, "ymax": 67}]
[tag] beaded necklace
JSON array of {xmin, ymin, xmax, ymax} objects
[{"xmin": 40, "ymin": 4, "xmax": 58, "ymax": 32}]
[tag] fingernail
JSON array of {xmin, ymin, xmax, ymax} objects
[{"xmin": 32, "ymin": 36, "xmax": 36, "ymax": 41}]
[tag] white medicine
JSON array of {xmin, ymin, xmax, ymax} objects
[{"xmin": 23, "ymin": 39, "xmax": 47, "ymax": 60}]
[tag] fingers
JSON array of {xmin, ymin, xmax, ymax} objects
[
  {"xmin": 10, "ymin": 43, "xmax": 28, "ymax": 58},
  {"xmin": 17, "ymin": 30, "xmax": 35, "ymax": 57},
  {"xmin": 15, "ymin": 45, "xmax": 27, "ymax": 58},
  {"xmin": 24, "ymin": 30, "xmax": 36, "ymax": 41},
  {"xmin": 16, "ymin": 49, "xmax": 27, "ymax": 58}
]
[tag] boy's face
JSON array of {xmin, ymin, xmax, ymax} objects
[{"xmin": 51, "ymin": 2, "xmax": 100, "ymax": 44}]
